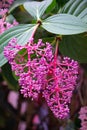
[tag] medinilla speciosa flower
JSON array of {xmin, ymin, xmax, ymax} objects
[
  {"xmin": 4, "ymin": 38, "xmax": 53, "ymax": 99},
  {"xmin": 4, "ymin": 37, "xmax": 78, "ymax": 119},
  {"xmin": 43, "ymin": 56, "xmax": 78, "ymax": 119},
  {"xmin": 79, "ymin": 106, "xmax": 87, "ymax": 130},
  {"xmin": 0, "ymin": 18, "xmax": 18, "ymax": 34},
  {"xmin": 0, "ymin": 9, "xmax": 8, "ymax": 16},
  {"xmin": 0, "ymin": 8, "xmax": 18, "ymax": 34},
  {"xmin": 0, "ymin": 0, "xmax": 14, "ymax": 9}
]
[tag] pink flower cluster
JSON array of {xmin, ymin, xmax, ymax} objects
[
  {"xmin": 4, "ymin": 38, "xmax": 53, "ymax": 99},
  {"xmin": 0, "ymin": 0, "xmax": 17, "ymax": 34},
  {"xmin": 43, "ymin": 57, "xmax": 78, "ymax": 118},
  {"xmin": 4, "ymin": 38, "xmax": 78, "ymax": 119},
  {"xmin": 0, "ymin": 0, "xmax": 14, "ymax": 9},
  {"xmin": 0, "ymin": 18, "xmax": 18, "ymax": 34},
  {"xmin": 0, "ymin": 9, "xmax": 8, "ymax": 16},
  {"xmin": 79, "ymin": 106, "xmax": 87, "ymax": 130}
]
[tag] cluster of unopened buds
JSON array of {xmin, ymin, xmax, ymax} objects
[
  {"xmin": 4, "ymin": 38, "xmax": 78, "ymax": 119},
  {"xmin": 79, "ymin": 106, "xmax": 87, "ymax": 130}
]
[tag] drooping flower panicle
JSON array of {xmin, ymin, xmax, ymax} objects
[
  {"xmin": 4, "ymin": 38, "xmax": 78, "ymax": 119},
  {"xmin": 43, "ymin": 57, "xmax": 78, "ymax": 118},
  {"xmin": 4, "ymin": 38, "xmax": 53, "ymax": 99}
]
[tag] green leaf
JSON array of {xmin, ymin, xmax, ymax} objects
[
  {"xmin": 57, "ymin": 0, "xmax": 69, "ymax": 8},
  {"xmin": 41, "ymin": 37, "xmax": 54, "ymax": 44},
  {"xmin": 59, "ymin": 33, "xmax": 87, "ymax": 63},
  {"xmin": 61, "ymin": 0, "xmax": 78, "ymax": 13},
  {"xmin": 6, "ymin": 14, "xmax": 16, "ymax": 23},
  {"xmin": 0, "ymin": 24, "xmax": 36, "ymax": 67},
  {"xmin": 1, "ymin": 63, "xmax": 19, "ymax": 91},
  {"xmin": 9, "ymin": 0, "xmax": 29, "ymax": 13},
  {"xmin": 12, "ymin": 8, "xmax": 33, "ymax": 24},
  {"xmin": 23, "ymin": 0, "xmax": 53, "ymax": 20},
  {"xmin": 61, "ymin": 0, "xmax": 87, "ymax": 23},
  {"xmin": 42, "ymin": 14, "xmax": 87, "ymax": 35},
  {"xmin": 46, "ymin": 0, "xmax": 56, "ymax": 13}
]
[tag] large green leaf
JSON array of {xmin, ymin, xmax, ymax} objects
[
  {"xmin": 1, "ymin": 63, "xmax": 19, "ymax": 91},
  {"xmin": 59, "ymin": 33, "xmax": 87, "ymax": 63},
  {"xmin": 9, "ymin": 0, "xmax": 29, "ymax": 13},
  {"xmin": 23, "ymin": 0, "xmax": 53, "ymax": 20},
  {"xmin": 0, "ymin": 24, "xmax": 36, "ymax": 67},
  {"xmin": 61, "ymin": 0, "xmax": 87, "ymax": 23},
  {"xmin": 42, "ymin": 14, "xmax": 87, "ymax": 35}
]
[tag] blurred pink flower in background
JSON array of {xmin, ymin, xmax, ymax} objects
[
  {"xmin": 20, "ymin": 102, "xmax": 28, "ymax": 115},
  {"xmin": 8, "ymin": 91, "xmax": 19, "ymax": 109},
  {"xmin": 18, "ymin": 121, "xmax": 27, "ymax": 130},
  {"xmin": 0, "ymin": 0, "xmax": 14, "ymax": 9},
  {"xmin": 79, "ymin": 106, "xmax": 87, "ymax": 130}
]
